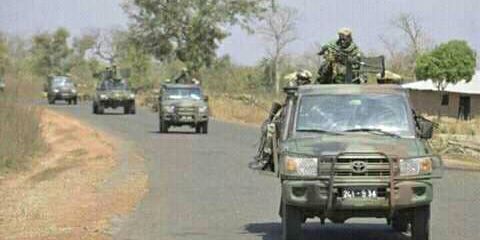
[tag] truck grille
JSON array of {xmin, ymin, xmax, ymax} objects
[
  {"xmin": 176, "ymin": 106, "xmax": 197, "ymax": 115},
  {"xmin": 319, "ymin": 155, "xmax": 392, "ymax": 177}
]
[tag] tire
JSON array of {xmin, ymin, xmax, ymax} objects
[
  {"xmin": 93, "ymin": 103, "xmax": 97, "ymax": 114},
  {"xmin": 159, "ymin": 119, "xmax": 168, "ymax": 133},
  {"xmin": 392, "ymin": 212, "xmax": 409, "ymax": 232},
  {"xmin": 48, "ymin": 98, "xmax": 55, "ymax": 105},
  {"xmin": 67, "ymin": 99, "xmax": 72, "ymax": 105},
  {"xmin": 195, "ymin": 124, "xmax": 202, "ymax": 134},
  {"xmin": 124, "ymin": 105, "xmax": 130, "ymax": 114},
  {"xmin": 202, "ymin": 121, "xmax": 208, "ymax": 134},
  {"xmin": 281, "ymin": 202, "xmax": 303, "ymax": 240},
  {"xmin": 73, "ymin": 97, "xmax": 78, "ymax": 105},
  {"xmin": 97, "ymin": 103, "xmax": 104, "ymax": 114},
  {"xmin": 130, "ymin": 104, "xmax": 136, "ymax": 114},
  {"xmin": 411, "ymin": 206, "xmax": 430, "ymax": 240}
]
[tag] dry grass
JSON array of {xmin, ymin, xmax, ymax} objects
[
  {"xmin": 0, "ymin": 110, "xmax": 148, "ymax": 240},
  {"xmin": 208, "ymin": 95, "xmax": 270, "ymax": 126},
  {"xmin": 0, "ymin": 73, "xmax": 44, "ymax": 172}
]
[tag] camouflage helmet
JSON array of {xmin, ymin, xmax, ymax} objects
[
  {"xmin": 297, "ymin": 70, "xmax": 312, "ymax": 80},
  {"xmin": 338, "ymin": 27, "xmax": 353, "ymax": 37}
]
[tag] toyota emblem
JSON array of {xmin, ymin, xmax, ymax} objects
[{"xmin": 352, "ymin": 161, "xmax": 367, "ymax": 173}]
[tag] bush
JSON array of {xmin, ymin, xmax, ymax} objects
[{"xmin": 0, "ymin": 74, "xmax": 44, "ymax": 172}]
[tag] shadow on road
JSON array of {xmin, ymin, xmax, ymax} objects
[
  {"xmin": 148, "ymin": 130, "xmax": 201, "ymax": 135},
  {"xmin": 244, "ymin": 222, "xmax": 409, "ymax": 240}
]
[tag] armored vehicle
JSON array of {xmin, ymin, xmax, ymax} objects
[
  {"xmin": 158, "ymin": 84, "xmax": 209, "ymax": 134},
  {"xmin": 46, "ymin": 76, "xmax": 78, "ymax": 105},
  {"xmin": 92, "ymin": 79, "xmax": 136, "ymax": 115},
  {"xmin": 251, "ymin": 84, "xmax": 443, "ymax": 240}
]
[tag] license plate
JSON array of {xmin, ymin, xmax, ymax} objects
[
  {"xmin": 341, "ymin": 188, "xmax": 378, "ymax": 199},
  {"xmin": 181, "ymin": 116, "xmax": 193, "ymax": 120}
]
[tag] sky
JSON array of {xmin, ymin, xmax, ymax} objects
[{"xmin": 0, "ymin": 0, "xmax": 479, "ymax": 65}]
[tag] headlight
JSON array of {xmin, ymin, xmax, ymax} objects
[
  {"xmin": 284, "ymin": 156, "xmax": 318, "ymax": 176},
  {"xmin": 129, "ymin": 93, "xmax": 136, "ymax": 99},
  {"xmin": 53, "ymin": 89, "xmax": 59, "ymax": 93},
  {"xmin": 164, "ymin": 106, "xmax": 175, "ymax": 113},
  {"xmin": 198, "ymin": 106, "xmax": 208, "ymax": 113},
  {"xmin": 72, "ymin": 89, "xmax": 77, "ymax": 93},
  {"xmin": 399, "ymin": 157, "xmax": 433, "ymax": 176},
  {"xmin": 100, "ymin": 94, "xmax": 108, "ymax": 99}
]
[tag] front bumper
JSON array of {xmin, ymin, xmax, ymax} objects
[
  {"xmin": 282, "ymin": 179, "xmax": 432, "ymax": 211},
  {"xmin": 162, "ymin": 113, "xmax": 208, "ymax": 125},
  {"xmin": 100, "ymin": 99, "xmax": 135, "ymax": 108},
  {"xmin": 52, "ymin": 92, "xmax": 77, "ymax": 100}
]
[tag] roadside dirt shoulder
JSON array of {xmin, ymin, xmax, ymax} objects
[{"xmin": 0, "ymin": 109, "xmax": 148, "ymax": 240}]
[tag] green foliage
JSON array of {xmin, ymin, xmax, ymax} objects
[
  {"xmin": 125, "ymin": 0, "xmax": 268, "ymax": 75},
  {"xmin": 0, "ymin": 33, "xmax": 9, "ymax": 74},
  {"xmin": 116, "ymin": 37, "xmax": 152, "ymax": 89},
  {"xmin": 31, "ymin": 28, "xmax": 73, "ymax": 77},
  {"xmin": 416, "ymin": 40, "xmax": 476, "ymax": 86}
]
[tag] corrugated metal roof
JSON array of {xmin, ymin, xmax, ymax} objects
[{"xmin": 402, "ymin": 71, "xmax": 480, "ymax": 95}]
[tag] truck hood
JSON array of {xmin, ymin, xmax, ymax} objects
[{"xmin": 283, "ymin": 134, "xmax": 428, "ymax": 158}]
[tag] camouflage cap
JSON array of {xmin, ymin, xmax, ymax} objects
[{"xmin": 338, "ymin": 27, "xmax": 353, "ymax": 37}]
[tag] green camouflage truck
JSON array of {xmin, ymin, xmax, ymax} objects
[
  {"xmin": 158, "ymin": 83, "xmax": 209, "ymax": 134},
  {"xmin": 251, "ymin": 84, "xmax": 443, "ymax": 240},
  {"xmin": 92, "ymin": 79, "xmax": 136, "ymax": 115}
]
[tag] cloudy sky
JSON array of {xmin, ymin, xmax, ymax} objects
[{"xmin": 0, "ymin": 0, "xmax": 478, "ymax": 65}]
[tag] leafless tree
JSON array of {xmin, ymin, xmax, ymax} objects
[
  {"xmin": 391, "ymin": 13, "xmax": 425, "ymax": 57},
  {"xmin": 380, "ymin": 13, "xmax": 432, "ymax": 80},
  {"xmin": 89, "ymin": 28, "xmax": 125, "ymax": 64},
  {"xmin": 257, "ymin": 6, "xmax": 298, "ymax": 94}
]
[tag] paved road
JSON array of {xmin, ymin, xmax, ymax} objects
[{"xmin": 49, "ymin": 102, "xmax": 480, "ymax": 240}]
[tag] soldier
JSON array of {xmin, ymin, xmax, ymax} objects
[
  {"xmin": 174, "ymin": 68, "xmax": 192, "ymax": 84},
  {"xmin": 250, "ymin": 70, "xmax": 313, "ymax": 170},
  {"xmin": 317, "ymin": 27, "xmax": 363, "ymax": 84}
]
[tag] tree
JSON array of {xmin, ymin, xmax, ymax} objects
[
  {"xmin": 0, "ymin": 34, "xmax": 8, "ymax": 75},
  {"xmin": 123, "ymin": 0, "xmax": 268, "ymax": 79},
  {"xmin": 382, "ymin": 13, "xmax": 432, "ymax": 79},
  {"xmin": 416, "ymin": 40, "xmax": 476, "ymax": 117},
  {"xmin": 257, "ymin": 6, "xmax": 297, "ymax": 94},
  {"xmin": 31, "ymin": 28, "xmax": 72, "ymax": 76}
]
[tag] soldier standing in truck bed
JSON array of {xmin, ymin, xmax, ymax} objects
[{"xmin": 317, "ymin": 28, "xmax": 363, "ymax": 84}]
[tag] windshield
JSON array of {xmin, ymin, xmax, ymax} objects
[
  {"xmin": 164, "ymin": 87, "xmax": 202, "ymax": 100},
  {"xmin": 52, "ymin": 77, "xmax": 74, "ymax": 88},
  {"xmin": 296, "ymin": 94, "xmax": 414, "ymax": 137},
  {"xmin": 101, "ymin": 80, "xmax": 129, "ymax": 91}
]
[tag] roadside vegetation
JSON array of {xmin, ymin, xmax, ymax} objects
[{"xmin": 0, "ymin": 36, "xmax": 44, "ymax": 173}]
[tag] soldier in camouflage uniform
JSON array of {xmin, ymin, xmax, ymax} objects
[
  {"xmin": 317, "ymin": 28, "xmax": 363, "ymax": 84},
  {"xmin": 250, "ymin": 70, "xmax": 313, "ymax": 170},
  {"xmin": 174, "ymin": 68, "xmax": 193, "ymax": 84}
]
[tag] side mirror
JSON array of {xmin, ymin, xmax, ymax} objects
[
  {"xmin": 203, "ymin": 95, "xmax": 209, "ymax": 102},
  {"xmin": 416, "ymin": 117, "xmax": 434, "ymax": 139}
]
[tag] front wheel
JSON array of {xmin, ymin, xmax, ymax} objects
[
  {"xmin": 411, "ymin": 206, "xmax": 430, "ymax": 240},
  {"xmin": 281, "ymin": 202, "xmax": 303, "ymax": 240},
  {"xmin": 159, "ymin": 119, "xmax": 168, "ymax": 133}
]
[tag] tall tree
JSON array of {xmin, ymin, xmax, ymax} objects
[
  {"xmin": 31, "ymin": 28, "xmax": 72, "ymax": 76},
  {"xmin": 123, "ymin": 0, "xmax": 268, "ymax": 79},
  {"xmin": 257, "ymin": 6, "xmax": 297, "ymax": 94},
  {"xmin": 382, "ymin": 13, "xmax": 431, "ymax": 79},
  {"xmin": 416, "ymin": 40, "xmax": 476, "ymax": 117}
]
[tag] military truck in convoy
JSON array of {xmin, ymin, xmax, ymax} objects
[
  {"xmin": 250, "ymin": 56, "xmax": 443, "ymax": 240},
  {"xmin": 158, "ymin": 83, "xmax": 209, "ymax": 134},
  {"xmin": 45, "ymin": 76, "xmax": 78, "ymax": 105},
  {"xmin": 92, "ymin": 66, "xmax": 136, "ymax": 115}
]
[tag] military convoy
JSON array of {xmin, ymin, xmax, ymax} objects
[
  {"xmin": 92, "ymin": 67, "xmax": 136, "ymax": 115},
  {"xmin": 45, "ymin": 76, "xmax": 78, "ymax": 105},
  {"xmin": 158, "ymin": 83, "xmax": 209, "ymax": 134}
]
